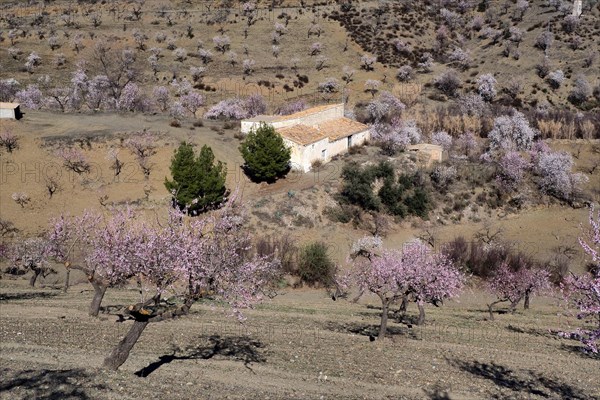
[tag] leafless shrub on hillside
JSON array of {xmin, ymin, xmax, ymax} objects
[
  {"xmin": 582, "ymin": 52, "xmax": 596, "ymax": 68},
  {"xmin": 107, "ymin": 148, "xmax": 124, "ymax": 177},
  {"xmin": 0, "ymin": 130, "xmax": 19, "ymax": 153},
  {"xmin": 125, "ymin": 131, "xmax": 158, "ymax": 178},
  {"xmin": 12, "ymin": 192, "xmax": 30, "ymax": 208},
  {"xmin": 433, "ymin": 70, "xmax": 462, "ymax": 97},
  {"xmin": 0, "ymin": 219, "xmax": 18, "ymax": 237},
  {"xmin": 44, "ymin": 175, "xmax": 61, "ymax": 199},
  {"xmin": 55, "ymin": 147, "xmax": 91, "ymax": 174}
]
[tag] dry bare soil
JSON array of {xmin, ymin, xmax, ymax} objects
[{"xmin": 1, "ymin": 278, "xmax": 600, "ymax": 400}]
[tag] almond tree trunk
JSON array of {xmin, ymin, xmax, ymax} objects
[
  {"xmin": 399, "ymin": 294, "xmax": 408, "ymax": 314},
  {"xmin": 103, "ymin": 321, "xmax": 149, "ymax": 371},
  {"xmin": 509, "ymin": 296, "xmax": 522, "ymax": 314},
  {"xmin": 417, "ymin": 302, "xmax": 426, "ymax": 326},
  {"xmin": 29, "ymin": 270, "xmax": 41, "ymax": 287},
  {"xmin": 90, "ymin": 280, "xmax": 107, "ymax": 317},
  {"xmin": 378, "ymin": 299, "xmax": 389, "ymax": 340},
  {"xmin": 523, "ymin": 291, "xmax": 531, "ymax": 310},
  {"xmin": 487, "ymin": 299, "xmax": 506, "ymax": 321},
  {"xmin": 63, "ymin": 269, "xmax": 70, "ymax": 293}
]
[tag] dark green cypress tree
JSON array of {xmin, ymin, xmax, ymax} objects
[
  {"xmin": 165, "ymin": 143, "xmax": 227, "ymax": 213},
  {"xmin": 239, "ymin": 123, "xmax": 291, "ymax": 182}
]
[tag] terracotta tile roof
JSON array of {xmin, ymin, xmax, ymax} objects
[
  {"xmin": 277, "ymin": 117, "xmax": 369, "ymax": 146},
  {"xmin": 0, "ymin": 102, "xmax": 20, "ymax": 108},
  {"xmin": 319, "ymin": 118, "xmax": 369, "ymax": 141},
  {"xmin": 278, "ymin": 125, "xmax": 324, "ymax": 145}
]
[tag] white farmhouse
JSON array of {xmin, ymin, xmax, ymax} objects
[{"xmin": 241, "ymin": 104, "xmax": 370, "ymax": 172}]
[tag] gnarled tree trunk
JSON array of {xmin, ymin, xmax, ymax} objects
[
  {"xmin": 523, "ymin": 291, "xmax": 531, "ymax": 310},
  {"xmin": 90, "ymin": 280, "xmax": 107, "ymax": 317},
  {"xmin": 487, "ymin": 299, "xmax": 506, "ymax": 321},
  {"xmin": 509, "ymin": 296, "xmax": 523, "ymax": 314},
  {"xmin": 103, "ymin": 321, "xmax": 149, "ymax": 371},
  {"xmin": 29, "ymin": 269, "xmax": 41, "ymax": 287}
]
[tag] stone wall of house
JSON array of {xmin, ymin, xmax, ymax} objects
[{"xmin": 284, "ymin": 137, "xmax": 329, "ymax": 172}]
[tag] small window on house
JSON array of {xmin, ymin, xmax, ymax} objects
[{"xmin": 321, "ymin": 149, "xmax": 327, "ymax": 159}]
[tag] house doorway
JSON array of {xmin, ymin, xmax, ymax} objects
[
  {"xmin": 321, "ymin": 149, "xmax": 327, "ymax": 159},
  {"xmin": 347, "ymin": 135, "xmax": 353, "ymax": 148}
]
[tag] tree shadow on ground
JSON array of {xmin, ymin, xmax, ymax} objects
[
  {"xmin": 0, "ymin": 291, "xmax": 61, "ymax": 302},
  {"xmin": 558, "ymin": 343, "xmax": 600, "ymax": 360},
  {"xmin": 135, "ymin": 335, "xmax": 266, "ymax": 378},
  {"xmin": 505, "ymin": 324, "xmax": 556, "ymax": 339},
  {"xmin": 357, "ymin": 309, "xmax": 422, "ymax": 327},
  {"xmin": 446, "ymin": 358, "xmax": 594, "ymax": 399},
  {"xmin": 323, "ymin": 321, "xmax": 421, "ymax": 341},
  {"xmin": 0, "ymin": 368, "xmax": 108, "ymax": 400}
]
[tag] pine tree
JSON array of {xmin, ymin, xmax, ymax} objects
[
  {"xmin": 239, "ymin": 123, "xmax": 291, "ymax": 182},
  {"xmin": 165, "ymin": 143, "xmax": 227, "ymax": 213}
]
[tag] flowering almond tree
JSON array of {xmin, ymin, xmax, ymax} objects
[
  {"xmin": 47, "ymin": 209, "xmax": 140, "ymax": 316},
  {"xmin": 48, "ymin": 198, "xmax": 280, "ymax": 370},
  {"xmin": 486, "ymin": 263, "xmax": 551, "ymax": 320},
  {"xmin": 399, "ymin": 242, "xmax": 465, "ymax": 325},
  {"xmin": 340, "ymin": 238, "xmax": 464, "ymax": 339},
  {"xmin": 560, "ymin": 206, "xmax": 600, "ymax": 353},
  {"xmin": 343, "ymin": 247, "xmax": 406, "ymax": 340},
  {"xmin": 8, "ymin": 237, "xmax": 56, "ymax": 287}
]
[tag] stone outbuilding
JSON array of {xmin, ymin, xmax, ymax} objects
[
  {"xmin": 407, "ymin": 144, "xmax": 447, "ymax": 168},
  {"xmin": 0, "ymin": 103, "xmax": 23, "ymax": 120}
]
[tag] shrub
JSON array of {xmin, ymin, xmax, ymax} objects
[
  {"xmin": 535, "ymin": 31, "xmax": 553, "ymax": 51},
  {"xmin": 448, "ymin": 47, "xmax": 471, "ymax": 70},
  {"xmin": 495, "ymin": 151, "xmax": 530, "ymax": 192},
  {"xmin": 255, "ymin": 235, "xmax": 298, "ymax": 275},
  {"xmin": 535, "ymin": 58, "xmax": 551, "ymax": 78},
  {"xmin": 360, "ymin": 54, "xmax": 376, "ymax": 71},
  {"xmin": 433, "ymin": 70, "xmax": 461, "ymax": 97},
  {"xmin": 568, "ymin": 75, "xmax": 592, "ymax": 106},
  {"xmin": 488, "ymin": 110, "xmax": 536, "ymax": 151},
  {"xmin": 339, "ymin": 162, "xmax": 383, "ymax": 211},
  {"xmin": 396, "ymin": 65, "xmax": 414, "ymax": 82},
  {"xmin": 317, "ymin": 78, "xmax": 340, "ymax": 93},
  {"xmin": 297, "ymin": 242, "xmax": 336, "ymax": 287},
  {"xmin": 546, "ymin": 70, "xmax": 565, "ymax": 89},
  {"xmin": 534, "ymin": 150, "xmax": 587, "ymax": 201},
  {"xmin": 431, "ymin": 131, "xmax": 453, "ymax": 150},
  {"xmin": 431, "ymin": 165, "xmax": 457, "ymax": 192},
  {"xmin": 476, "ymin": 73, "xmax": 497, "ymax": 102},
  {"xmin": 0, "ymin": 130, "xmax": 19, "ymax": 152}
]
